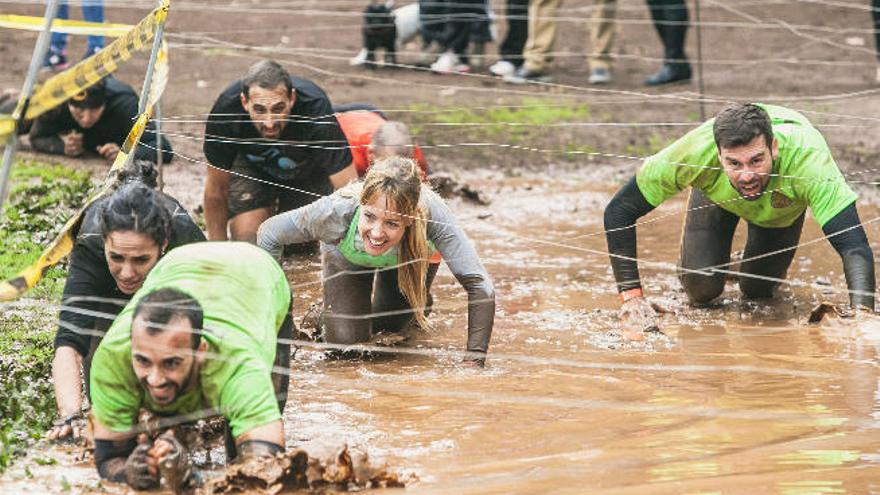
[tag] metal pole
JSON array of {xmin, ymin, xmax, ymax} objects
[
  {"xmin": 694, "ymin": 0, "xmax": 706, "ymax": 121},
  {"xmin": 126, "ymin": 1, "xmax": 167, "ymax": 170},
  {"xmin": 156, "ymin": 102, "xmax": 164, "ymax": 191},
  {"xmin": 0, "ymin": 0, "xmax": 60, "ymax": 212}
]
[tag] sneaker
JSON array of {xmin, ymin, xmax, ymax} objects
[
  {"xmin": 83, "ymin": 45, "xmax": 102, "ymax": 59},
  {"xmin": 588, "ymin": 66, "xmax": 612, "ymax": 84},
  {"xmin": 644, "ymin": 63, "xmax": 692, "ymax": 86},
  {"xmin": 489, "ymin": 60, "xmax": 516, "ymax": 77},
  {"xmin": 430, "ymin": 51, "xmax": 470, "ymax": 74},
  {"xmin": 503, "ymin": 66, "xmax": 552, "ymax": 84},
  {"xmin": 42, "ymin": 49, "xmax": 69, "ymax": 72}
]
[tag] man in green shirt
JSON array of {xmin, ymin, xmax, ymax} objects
[
  {"xmin": 604, "ymin": 103, "xmax": 875, "ymax": 334},
  {"xmin": 88, "ymin": 242, "xmax": 293, "ymax": 490}
]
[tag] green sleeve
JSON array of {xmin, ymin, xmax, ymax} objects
[
  {"xmin": 790, "ymin": 145, "xmax": 857, "ymax": 227},
  {"xmin": 636, "ymin": 120, "xmax": 720, "ymax": 207},
  {"xmin": 217, "ymin": 360, "xmax": 281, "ymax": 439},
  {"xmin": 89, "ymin": 341, "xmax": 142, "ymax": 433}
]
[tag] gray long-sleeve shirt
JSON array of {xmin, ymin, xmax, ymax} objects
[{"xmin": 257, "ymin": 184, "xmax": 495, "ymax": 353}]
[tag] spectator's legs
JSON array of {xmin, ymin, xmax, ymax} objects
[
  {"xmin": 498, "ymin": 0, "xmax": 529, "ymax": 67},
  {"xmin": 738, "ymin": 214, "xmax": 804, "ymax": 299},
  {"xmin": 522, "ymin": 0, "xmax": 562, "ymax": 73},
  {"xmin": 588, "ymin": 0, "xmax": 617, "ymax": 83},
  {"xmin": 82, "ymin": 0, "xmax": 105, "ymax": 56},
  {"xmin": 50, "ymin": 1, "xmax": 70, "ymax": 55},
  {"xmin": 678, "ymin": 188, "xmax": 739, "ymax": 304}
]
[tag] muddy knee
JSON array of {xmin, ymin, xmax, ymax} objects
[
  {"xmin": 680, "ymin": 273, "xmax": 725, "ymax": 304},
  {"xmin": 739, "ymin": 278, "xmax": 777, "ymax": 299},
  {"xmin": 322, "ymin": 314, "xmax": 371, "ymax": 345}
]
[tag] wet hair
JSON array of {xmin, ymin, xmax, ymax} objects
[
  {"xmin": 371, "ymin": 121, "xmax": 415, "ymax": 161},
  {"xmin": 713, "ymin": 103, "xmax": 774, "ymax": 150},
  {"xmin": 99, "ymin": 180, "xmax": 171, "ymax": 247},
  {"xmin": 361, "ymin": 156, "xmax": 430, "ymax": 329},
  {"xmin": 241, "ymin": 60, "xmax": 293, "ymax": 99},
  {"xmin": 116, "ymin": 159, "xmax": 159, "ymax": 189},
  {"xmin": 68, "ymin": 78, "xmax": 107, "ymax": 109},
  {"xmin": 133, "ymin": 287, "xmax": 203, "ymax": 349}
]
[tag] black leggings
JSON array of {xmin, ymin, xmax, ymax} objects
[
  {"xmin": 678, "ymin": 189, "xmax": 804, "ymax": 303},
  {"xmin": 322, "ymin": 247, "xmax": 438, "ymax": 345}
]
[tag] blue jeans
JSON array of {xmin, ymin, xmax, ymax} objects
[{"xmin": 50, "ymin": 0, "xmax": 104, "ymax": 55}]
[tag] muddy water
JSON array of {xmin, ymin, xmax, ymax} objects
[{"xmin": 3, "ymin": 168, "xmax": 880, "ymax": 494}]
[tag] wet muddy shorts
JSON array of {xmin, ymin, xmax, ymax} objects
[{"xmin": 227, "ymin": 154, "xmax": 331, "ymax": 218}]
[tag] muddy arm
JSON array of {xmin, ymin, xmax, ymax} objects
[
  {"xmin": 92, "ymin": 418, "xmax": 137, "ymax": 483},
  {"xmin": 425, "ymin": 192, "xmax": 495, "ymax": 355},
  {"xmin": 604, "ymin": 177, "xmax": 656, "ymax": 293},
  {"xmin": 257, "ymin": 193, "xmax": 354, "ymax": 260},
  {"xmin": 28, "ymin": 111, "xmax": 66, "ymax": 154},
  {"xmin": 822, "ymin": 202, "xmax": 875, "ymax": 310}
]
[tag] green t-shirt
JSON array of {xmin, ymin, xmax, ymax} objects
[
  {"xmin": 90, "ymin": 242, "xmax": 291, "ymax": 438},
  {"xmin": 636, "ymin": 104, "xmax": 856, "ymax": 228}
]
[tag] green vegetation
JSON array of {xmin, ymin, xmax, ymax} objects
[{"xmin": 0, "ymin": 158, "xmax": 94, "ymax": 472}]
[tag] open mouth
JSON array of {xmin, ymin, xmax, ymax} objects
[{"xmin": 365, "ymin": 236, "xmax": 387, "ymax": 251}]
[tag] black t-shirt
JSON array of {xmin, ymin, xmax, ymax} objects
[
  {"xmin": 55, "ymin": 191, "xmax": 206, "ymax": 357},
  {"xmin": 28, "ymin": 78, "xmax": 173, "ymax": 163},
  {"xmin": 203, "ymin": 76, "xmax": 352, "ymax": 184}
]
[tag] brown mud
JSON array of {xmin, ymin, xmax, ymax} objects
[{"xmin": 2, "ymin": 0, "xmax": 880, "ymax": 493}]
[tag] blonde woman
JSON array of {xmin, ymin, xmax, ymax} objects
[{"xmin": 258, "ymin": 157, "xmax": 494, "ymax": 365}]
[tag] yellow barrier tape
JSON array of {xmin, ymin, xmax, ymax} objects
[
  {"xmin": 0, "ymin": 115, "xmax": 12, "ymax": 144},
  {"xmin": 24, "ymin": 0, "xmax": 170, "ymax": 120},
  {"xmin": 0, "ymin": 14, "xmax": 131, "ymax": 37},
  {"xmin": 0, "ymin": 2, "xmax": 171, "ymax": 302}
]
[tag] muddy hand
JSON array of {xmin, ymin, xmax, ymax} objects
[
  {"xmin": 96, "ymin": 142, "xmax": 120, "ymax": 162},
  {"xmin": 62, "ymin": 131, "xmax": 84, "ymax": 157},
  {"xmin": 149, "ymin": 432, "xmax": 192, "ymax": 492},
  {"xmin": 619, "ymin": 296, "xmax": 661, "ymax": 341},
  {"xmin": 47, "ymin": 413, "xmax": 85, "ymax": 442},
  {"xmin": 125, "ymin": 443, "xmax": 159, "ymax": 490}
]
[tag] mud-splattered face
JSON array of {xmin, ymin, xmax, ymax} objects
[
  {"xmin": 358, "ymin": 193, "xmax": 410, "ymax": 256},
  {"xmin": 68, "ymin": 103, "xmax": 105, "ymax": 129},
  {"xmin": 719, "ymin": 135, "xmax": 778, "ymax": 201},
  {"xmin": 131, "ymin": 314, "xmax": 202, "ymax": 406},
  {"xmin": 240, "ymin": 84, "xmax": 294, "ymax": 140},
  {"xmin": 104, "ymin": 231, "xmax": 164, "ymax": 295}
]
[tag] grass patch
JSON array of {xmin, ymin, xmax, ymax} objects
[{"xmin": 0, "ymin": 157, "xmax": 94, "ymax": 472}]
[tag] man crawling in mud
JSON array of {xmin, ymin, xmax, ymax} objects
[
  {"xmin": 604, "ymin": 103, "xmax": 875, "ymax": 335},
  {"xmin": 87, "ymin": 242, "xmax": 293, "ymax": 490}
]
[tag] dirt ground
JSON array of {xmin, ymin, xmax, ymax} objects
[{"xmin": 2, "ymin": 0, "xmax": 880, "ymax": 494}]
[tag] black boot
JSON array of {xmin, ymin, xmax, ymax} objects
[{"xmin": 645, "ymin": 62, "xmax": 692, "ymax": 86}]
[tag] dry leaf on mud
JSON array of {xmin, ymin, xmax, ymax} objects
[{"xmin": 807, "ymin": 302, "xmax": 855, "ymax": 324}]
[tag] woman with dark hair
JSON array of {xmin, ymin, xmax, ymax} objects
[
  {"xmin": 258, "ymin": 156, "xmax": 495, "ymax": 365},
  {"xmin": 48, "ymin": 161, "xmax": 205, "ymax": 441}
]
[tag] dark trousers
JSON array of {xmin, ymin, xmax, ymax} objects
[
  {"xmin": 498, "ymin": 0, "xmax": 529, "ymax": 66},
  {"xmin": 646, "ymin": 0, "xmax": 689, "ymax": 64},
  {"xmin": 678, "ymin": 189, "xmax": 804, "ymax": 304},
  {"xmin": 420, "ymin": 0, "xmax": 487, "ymax": 57},
  {"xmin": 322, "ymin": 247, "xmax": 438, "ymax": 345}
]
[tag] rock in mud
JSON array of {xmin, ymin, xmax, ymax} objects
[{"xmin": 200, "ymin": 445, "xmax": 409, "ymax": 494}]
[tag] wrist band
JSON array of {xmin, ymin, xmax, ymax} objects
[{"xmin": 619, "ymin": 287, "xmax": 643, "ymax": 304}]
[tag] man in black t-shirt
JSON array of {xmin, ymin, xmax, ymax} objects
[
  {"xmin": 203, "ymin": 60, "xmax": 356, "ymax": 242},
  {"xmin": 29, "ymin": 77, "xmax": 172, "ymax": 164}
]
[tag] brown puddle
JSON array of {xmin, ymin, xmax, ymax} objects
[{"xmin": 3, "ymin": 167, "xmax": 880, "ymax": 494}]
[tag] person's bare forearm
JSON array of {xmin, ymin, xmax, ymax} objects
[
  {"xmin": 52, "ymin": 346, "xmax": 84, "ymax": 416},
  {"xmin": 204, "ymin": 195, "xmax": 229, "ymax": 240}
]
